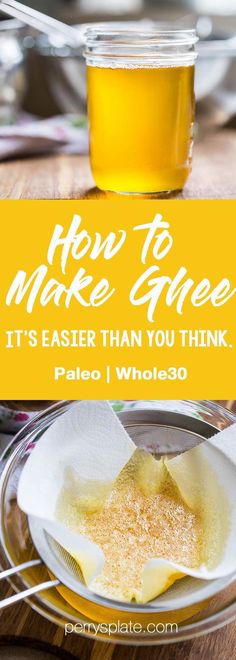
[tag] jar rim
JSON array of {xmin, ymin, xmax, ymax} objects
[
  {"xmin": 85, "ymin": 26, "xmax": 198, "ymax": 47},
  {"xmin": 84, "ymin": 26, "xmax": 198, "ymax": 67}
]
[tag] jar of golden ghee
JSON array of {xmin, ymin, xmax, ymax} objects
[{"xmin": 84, "ymin": 27, "xmax": 198, "ymax": 195}]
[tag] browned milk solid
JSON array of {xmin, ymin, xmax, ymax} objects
[
  {"xmin": 87, "ymin": 64, "xmax": 195, "ymax": 193},
  {"xmin": 57, "ymin": 452, "xmax": 203, "ymax": 602}
]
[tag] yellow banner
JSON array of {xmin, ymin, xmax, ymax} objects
[{"xmin": 0, "ymin": 200, "xmax": 235, "ymax": 398}]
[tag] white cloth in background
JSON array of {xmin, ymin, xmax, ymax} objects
[{"xmin": 0, "ymin": 114, "xmax": 89, "ymax": 160}]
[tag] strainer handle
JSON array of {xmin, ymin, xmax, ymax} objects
[
  {"xmin": 0, "ymin": 559, "xmax": 42, "ymax": 580},
  {"xmin": 0, "ymin": 559, "xmax": 60, "ymax": 610},
  {"xmin": 0, "ymin": 578, "xmax": 60, "ymax": 610}
]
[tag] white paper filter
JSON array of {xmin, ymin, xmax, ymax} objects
[{"xmin": 17, "ymin": 402, "xmax": 236, "ymax": 604}]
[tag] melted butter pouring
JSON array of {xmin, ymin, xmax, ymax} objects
[{"xmin": 57, "ymin": 449, "xmax": 204, "ymax": 602}]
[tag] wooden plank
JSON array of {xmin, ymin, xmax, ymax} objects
[{"xmin": 0, "ymin": 130, "xmax": 235, "ymax": 200}]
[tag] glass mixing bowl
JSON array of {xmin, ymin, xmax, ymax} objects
[
  {"xmin": 0, "ymin": 17, "xmax": 26, "ymax": 123},
  {"xmin": 0, "ymin": 400, "xmax": 236, "ymax": 645}
]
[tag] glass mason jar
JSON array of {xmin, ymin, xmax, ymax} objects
[{"xmin": 84, "ymin": 27, "xmax": 198, "ymax": 195}]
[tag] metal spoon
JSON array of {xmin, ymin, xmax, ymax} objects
[{"xmin": 0, "ymin": 0, "xmax": 83, "ymax": 48}]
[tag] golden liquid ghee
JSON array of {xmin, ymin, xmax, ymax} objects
[
  {"xmin": 55, "ymin": 580, "xmax": 210, "ymax": 627},
  {"xmin": 87, "ymin": 64, "xmax": 195, "ymax": 194}
]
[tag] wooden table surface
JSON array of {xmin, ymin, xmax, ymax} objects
[
  {"xmin": 0, "ymin": 400, "xmax": 236, "ymax": 659},
  {"xmin": 0, "ymin": 129, "xmax": 235, "ymax": 200}
]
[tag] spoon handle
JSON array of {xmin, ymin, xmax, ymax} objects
[{"xmin": 0, "ymin": 0, "xmax": 82, "ymax": 48}]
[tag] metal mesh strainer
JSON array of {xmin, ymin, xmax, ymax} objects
[
  {"xmin": 1, "ymin": 408, "xmax": 236, "ymax": 613},
  {"xmin": 26, "ymin": 516, "xmax": 236, "ymax": 614}
]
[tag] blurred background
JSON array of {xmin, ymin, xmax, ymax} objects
[{"xmin": 0, "ymin": 0, "xmax": 236, "ymax": 130}]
